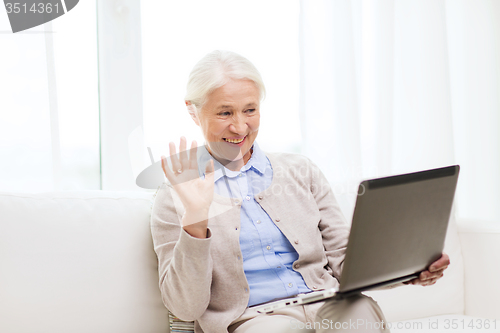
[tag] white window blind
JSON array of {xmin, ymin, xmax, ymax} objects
[{"xmin": 0, "ymin": 1, "xmax": 100, "ymax": 193}]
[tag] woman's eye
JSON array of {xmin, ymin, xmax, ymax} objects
[
  {"xmin": 219, "ymin": 111, "xmax": 231, "ymax": 116},
  {"xmin": 246, "ymin": 109, "xmax": 256, "ymax": 113}
]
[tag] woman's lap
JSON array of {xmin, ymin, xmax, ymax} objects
[
  {"xmin": 229, "ymin": 314, "xmax": 315, "ymax": 333},
  {"xmin": 228, "ymin": 294, "xmax": 390, "ymax": 333}
]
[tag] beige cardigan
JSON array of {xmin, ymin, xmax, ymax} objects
[{"xmin": 150, "ymin": 152, "xmax": 351, "ymax": 333}]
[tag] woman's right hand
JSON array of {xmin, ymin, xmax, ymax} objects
[{"xmin": 161, "ymin": 137, "xmax": 214, "ymax": 238}]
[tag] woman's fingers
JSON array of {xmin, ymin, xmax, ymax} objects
[
  {"xmin": 169, "ymin": 142, "xmax": 182, "ymax": 173},
  {"xmin": 161, "ymin": 155, "xmax": 175, "ymax": 182},
  {"xmin": 423, "ymin": 276, "xmax": 441, "ymax": 286},
  {"xmin": 429, "ymin": 253, "xmax": 450, "ymax": 272},
  {"xmin": 206, "ymin": 159, "xmax": 214, "ymax": 173},
  {"xmin": 429, "ymin": 265, "xmax": 448, "ymax": 274},
  {"xmin": 189, "ymin": 140, "xmax": 198, "ymax": 169},
  {"xmin": 178, "ymin": 137, "xmax": 190, "ymax": 170},
  {"xmin": 204, "ymin": 159, "xmax": 214, "ymax": 183},
  {"xmin": 419, "ymin": 270, "xmax": 440, "ymax": 281},
  {"xmin": 166, "ymin": 138, "xmax": 208, "ymax": 185}
]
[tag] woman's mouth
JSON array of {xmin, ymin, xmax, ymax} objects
[{"xmin": 223, "ymin": 136, "xmax": 246, "ymax": 146}]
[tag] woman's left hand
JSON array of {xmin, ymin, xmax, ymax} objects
[{"xmin": 404, "ymin": 253, "xmax": 450, "ymax": 286}]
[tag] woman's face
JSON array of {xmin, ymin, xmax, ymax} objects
[{"xmin": 191, "ymin": 79, "xmax": 260, "ymax": 167}]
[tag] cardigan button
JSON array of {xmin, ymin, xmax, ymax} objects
[
  {"xmin": 293, "ymin": 263, "xmax": 300, "ymax": 269},
  {"xmin": 275, "ymin": 218, "xmax": 280, "ymax": 222},
  {"xmin": 313, "ymin": 286, "xmax": 318, "ymax": 290},
  {"xmin": 294, "ymin": 239, "xmax": 299, "ymax": 244},
  {"xmin": 258, "ymin": 195, "xmax": 263, "ymax": 200}
]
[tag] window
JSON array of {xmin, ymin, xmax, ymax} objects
[
  {"xmin": 141, "ymin": 0, "xmax": 302, "ymax": 163},
  {"xmin": 0, "ymin": 1, "xmax": 100, "ymax": 192}
]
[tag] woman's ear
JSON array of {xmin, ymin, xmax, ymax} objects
[{"xmin": 186, "ymin": 101, "xmax": 200, "ymax": 126}]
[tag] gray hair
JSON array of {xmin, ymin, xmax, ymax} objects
[{"xmin": 185, "ymin": 50, "xmax": 266, "ymax": 114}]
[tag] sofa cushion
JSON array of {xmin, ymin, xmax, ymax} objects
[
  {"xmin": 458, "ymin": 220, "xmax": 500, "ymax": 320},
  {"xmin": 0, "ymin": 190, "xmax": 169, "ymax": 333},
  {"xmin": 366, "ymin": 215, "xmax": 465, "ymax": 322}
]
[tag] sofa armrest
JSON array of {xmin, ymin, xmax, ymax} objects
[{"xmin": 458, "ymin": 220, "xmax": 500, "ymax": 320}]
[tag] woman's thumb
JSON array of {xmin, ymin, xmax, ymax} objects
[{"xmin": 204, "ymin": 159, "xmax": 214, "ymax": 181}]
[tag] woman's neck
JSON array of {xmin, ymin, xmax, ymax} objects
[{"xmin": 208, "ymin": 147, "xmax": 253, "ymax": 172}]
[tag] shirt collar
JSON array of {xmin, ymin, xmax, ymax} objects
[
  {"xmin": 197, "ymin": 142, "xmax": 268, "ymax": 182},
  {"xmin": 245, "ymin": 142, "xmax": 267, "ymax": 176}
]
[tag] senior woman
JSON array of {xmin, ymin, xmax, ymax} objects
[{"xmin": 150, "ymin": 50, "xmax": 450, "ymax": 333}]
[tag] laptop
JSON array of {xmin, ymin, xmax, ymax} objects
[{"xmin": 250, "ymin": 165, "xmax": 460, "ymax": 314}]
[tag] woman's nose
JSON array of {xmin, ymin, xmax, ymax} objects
[{"xmin": 229, "ymin": 115, "xmax": 247, "ymax": 134}]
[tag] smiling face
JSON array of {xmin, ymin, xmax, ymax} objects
[{"xmin": 189, "ymin": 79, "xmax": 260, "ymax": 170}]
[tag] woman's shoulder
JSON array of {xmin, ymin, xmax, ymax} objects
[
  {"xmin": 264, "ymin": 151, "xmax": 323, "ymax": 183},
  {"xmin": 264, "ymin": 151, "xmax": 316, "ymax": 169}
]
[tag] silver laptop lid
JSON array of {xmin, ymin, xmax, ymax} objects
[{"xmin": 339, "ymin": 165, "xmax": 460, "ymax": 293}]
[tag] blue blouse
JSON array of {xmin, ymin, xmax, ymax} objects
[{"xmin": 198, "ymin": 142, "xmax": 311, "ymax": 306}]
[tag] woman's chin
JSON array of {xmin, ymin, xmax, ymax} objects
[
  {"xmin": 217, "ymin": 151, "xmax": 245, "ymax": 164},
  {"xmin": 208, "ymin": 142, "xmax": 244, "ymax": 162}
]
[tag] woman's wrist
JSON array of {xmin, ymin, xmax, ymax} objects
[
  {"xmin": 182, "ymin": 209, "xmax": 209, "ymax": 238},
  {"xmin": 182, "ymin": 208, "xmax": 209, "ymax": 225},
  {"xmin": 182, "ymin": 223, "xmax": 208, "ymax": 239}
]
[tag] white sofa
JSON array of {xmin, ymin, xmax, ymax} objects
[{"xmin": 1, "ymin": 190, "xmax": 499, "ymax": 333}]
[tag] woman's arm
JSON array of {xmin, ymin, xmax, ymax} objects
[
  {"xmin": 308, "ymin": 159, "xmax": 351, "ymax": 281},
  {"xmin": 150, "ymin": 183, "xmax": 213, "ymax": 321}
]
